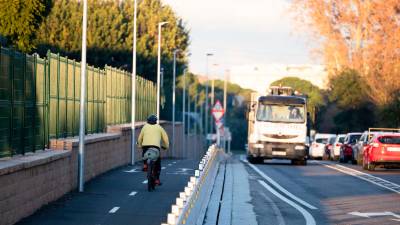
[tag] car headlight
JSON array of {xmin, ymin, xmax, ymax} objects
[{"xmin": 295, "ymin": 145, "xmax": 305, "ymax": 150}]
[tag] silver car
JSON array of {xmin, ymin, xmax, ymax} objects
[{"xmin": 331, "ymin": 134, "xmax": 346, "ymax": 160}]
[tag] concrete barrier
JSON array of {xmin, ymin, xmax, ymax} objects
[{"xmin": 163, "ymin": 145, "xmax": 225, "ymax": 225}]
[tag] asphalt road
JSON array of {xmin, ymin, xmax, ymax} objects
[
  {"xmin": 14, "ymin": 154, "xmax": 400, "ymax": 225},
  {"xmin": 241, "ymin": 156, "xmax": 400, "ymax": 225},
  {"xmin": 17, "ymin": 159, "xmax": 198, "ymax": 225}
]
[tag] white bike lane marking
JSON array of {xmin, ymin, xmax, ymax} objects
[
  {"xmin": 316, "ymin": 161, "xmax": 400, "ymax": 194},
  {"xmin": 108, "ymin": 207, "xmax": 120, "ymax": 214},
  {"xmin": 258, "ymin": 180, "xmax": 316, "ymax": 225},
  {"xmin": 243, "ymin": 160, "xmax": 318, "ymax": 210}
]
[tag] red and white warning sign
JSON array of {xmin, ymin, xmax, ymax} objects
[{"xmin": 211, "ymin": 100, "xmax": 225, "ymax": 122}]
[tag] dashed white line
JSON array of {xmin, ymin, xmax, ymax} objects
[
  {"xmin": 244, "ymin": 160, "xmax": 318, "ymax": 210},
  {"xmin": 167, "ymin": 164, "xmax": 172, "ymax": 166},
  {"xmin": 109, "ymin": 207, "xmax": 120, "ymax": 214},
  {"xmin": 129, "ymin": 191, "xmax": 137, "ymax": 196},
  {"xmin": 161, "ymin": 167, "xmax": 166, "ymax": 170},
  {"xmin": 258, "ymin": 180, "xmax": 316, "ymax": 225},
  {"xmin": 142, "ymin": 180, "xmax": 148, "ymax": 184}
]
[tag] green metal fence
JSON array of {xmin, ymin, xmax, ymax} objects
[{"xmin": 0, "ymin": 47, "xmax": 157, "ymax": 157}]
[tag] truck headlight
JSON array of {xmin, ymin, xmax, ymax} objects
[
  {"xmin": 295, "ymin": 145, "xmax": 305, "ymax": 150},
  {"xmin": 254, "ymin": 144, "xmax": 264, "ymax": 149}
]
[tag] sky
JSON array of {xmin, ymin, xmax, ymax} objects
[{"xmin": 162, "ymin": 0, "xmax": 317, "ymax": 79}]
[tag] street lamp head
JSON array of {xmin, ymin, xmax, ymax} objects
[{"xmin": 159, "ymin": 21, "xmax": 169, "ymax": 27}]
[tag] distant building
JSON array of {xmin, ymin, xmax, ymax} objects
[{"xmin": 229, "ymin": 64, "xmax": 328, "ymax": 94}]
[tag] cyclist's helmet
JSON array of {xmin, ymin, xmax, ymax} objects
[{"xmin": 147, "ymin": 114, "xmax": 158, "ymax": 125}]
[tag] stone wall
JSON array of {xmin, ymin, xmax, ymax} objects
[
  {"xmin": 0, "ymin": 121, "xmax": 205, "ymax": 225},
  {"xmin": 0, "ymin": 151, "xmax": 73, "ymax": 225}
]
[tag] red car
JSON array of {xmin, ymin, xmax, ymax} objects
[{"xmin": 363, "ymin": 134, "xmax": 400, "ymax": 171}]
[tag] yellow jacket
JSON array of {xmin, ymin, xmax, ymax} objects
[{"xmin": 137, "ymin": 124, "xmax": 169, "ymax": 149}]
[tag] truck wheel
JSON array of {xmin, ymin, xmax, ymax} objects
[
  {"xmin": 298, "ymin": 159, "xmax": 307, "ymax": 166},
  {"xmin": 291, "ymin": 159, "xmax": 307, "ymax": 166},
  {"xmin": 247, "ymin": 156, "xmax": 263, "ymax": 164}
]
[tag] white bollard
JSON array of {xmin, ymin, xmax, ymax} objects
[
  {"xmin": 179, "ymin": 192, "xmax": 187, "ymax": 201},
  {"xmin": 172, "ymin": 204, "xmax": 180, "ymax": 215},
  {"xmin": 176, "ymin": 198, "xmax": 184, "ymax": 208},
  {"xmin": 167, "ymin": 213, "xmax": 177, "ymax": 225},
  {"xmin": 185, "ymin": 187, "xmax": 191, "ymax": 196},
  {"xmin": 188, "ymin": 181, "xmax": 195, "ymax": 189}
]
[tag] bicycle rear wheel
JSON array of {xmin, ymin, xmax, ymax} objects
[{"xmin": 147, "ymin": 160, "xmax": 156, "ymax": 191}]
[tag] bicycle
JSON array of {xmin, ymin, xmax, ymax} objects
[{"xmin": 143, "ymin": 148, "xmax": 160, "ymax": 192}]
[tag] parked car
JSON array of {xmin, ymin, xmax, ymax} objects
[
  {"xmin": 309, "ymin": 133, "xmax": 336, "ymax": 159},
  {"xmin": 331, "ymin": 134, "xmax": 346, "ymax": 160},
  {"xmin": 339, "ymin": 133, "xmax": 362, "ymax": 164},
  {"xmin": 323, "ymin": 136, "xmax": 337, "ymax": 160},
  {"xmin": 363, "ymin": 133, "xmax": 400, "ymax": 171}
]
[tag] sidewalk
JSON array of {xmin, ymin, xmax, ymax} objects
[
  {"xmin": 203, "ymin": 156, "xmax": 258, "ymax": 225},
  {"xmin": 16, "ymin": 159, "xmax": 198, "ymax": 225}
]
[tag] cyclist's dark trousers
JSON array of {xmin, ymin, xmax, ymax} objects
[{"xmin": 142, "ymin": 146, "xmax": 161, "ymax": 179}]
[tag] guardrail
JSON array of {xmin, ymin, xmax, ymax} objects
[{"xmin": 162, "ymin": 144, "xmax": 222, "ymax": 225}]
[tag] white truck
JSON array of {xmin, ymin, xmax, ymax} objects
[{"xmin": 247, "ymin": 86, "xmax": 309, "ymax": 165}]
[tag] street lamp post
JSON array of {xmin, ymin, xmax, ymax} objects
[
  {"xmin": 210, "ymin": 63, "xmax": 218, "ymax": 136},
  {"xmin": 78, "ymin": 0, "xmax": 88, "ymax": 192},
  {"xmin": 172, "ymin": 49, "xmax": 181, "ymax": 157},
  {"xmin": 130, "ymin": 0, "xmax": 138, "ymax": 165},
  {"xmin": 182, "ymin": 68, "xmax": 188, "ymax": 158},
  {"xmin": 205, "ymin": 53, "xmax": 213, "ymax": 138},
  {"xmin": 157, "ymin": 21, "xmax": 168, "ymax": 121}
]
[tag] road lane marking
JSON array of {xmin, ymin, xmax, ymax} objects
[
  {"xmin": 258, "ymin": 180, "xmax": 316, "ymax": 225},
  {"xmin": 172, "ymin": 161, "xmax": 176, "ymax": 164},
  {"xmin": 259, "ymin": 191, "xmax": 286, "ymax": 225},
  {"xmin": 162, "ymin": 167, "xmax": 166, "ymax": 170},
  {"xmin": 244, "ymin": 160, "xmax": 318, "ymax": 210},
  {"xmin": 129, "ymin": 191, "xmax": 137, "ymax": 196},
  {"xmin": 124, "ymin": 168, "xmax": 140, "ymax": 173},
  {"xmin": 168, "ymin": 164, "xmax": 172, "ymax": 166},
  {"xmin": 318, "ymin": 162, "xmax": 400, "ymax": 194},
  {"xmin": 109, "ymin": 207, "xmax": 120, "ymax": 214},
  {"xmin": 142, "ymin": 180, "xmax": 148, "ymax": 184}
]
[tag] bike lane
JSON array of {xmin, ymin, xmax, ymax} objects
[{"xmin": 16, "ymin": 159, "xmax": 198, "ymax": 225}]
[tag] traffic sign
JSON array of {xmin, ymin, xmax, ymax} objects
[{"xmin": 211, "ymin": 100, "xmax": 225, "ymax": 122}]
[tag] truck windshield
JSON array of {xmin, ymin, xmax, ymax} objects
[{"xmin": 256, "ymin": 104, "xmax": 305, "ymax": 123}]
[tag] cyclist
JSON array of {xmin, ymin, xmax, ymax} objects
[{"xmin": 137, "ymin": 114, "xmax": 169, "ymax": 185}]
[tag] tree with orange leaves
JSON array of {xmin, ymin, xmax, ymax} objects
[{"xmin": 292, "ymin": 0, "xmax": 400, "ymax": 105}]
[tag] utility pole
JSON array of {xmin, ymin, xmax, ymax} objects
[
  {"xmin": 182, "ymin": 68, "xmax": 187, "ymax": 158},
  {"xmin": 172, "ymin": 49, "xmax": 179, "ymax": 157},
  {"xmin": 78, "ymin": 0, "xmax": 88, "ymax": 192},
  {"xmin": 130, "ymin": 0, "xmax": 138, "ymax": 165}
]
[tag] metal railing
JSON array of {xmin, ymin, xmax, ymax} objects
[{"xmin": 0, "ymin": 47, "xmax": 157, "ymax": 158}]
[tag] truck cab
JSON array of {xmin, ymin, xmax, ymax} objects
[{"xmin": 247, "ymin": 87, "xmax": 308, "ymax": 165}]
